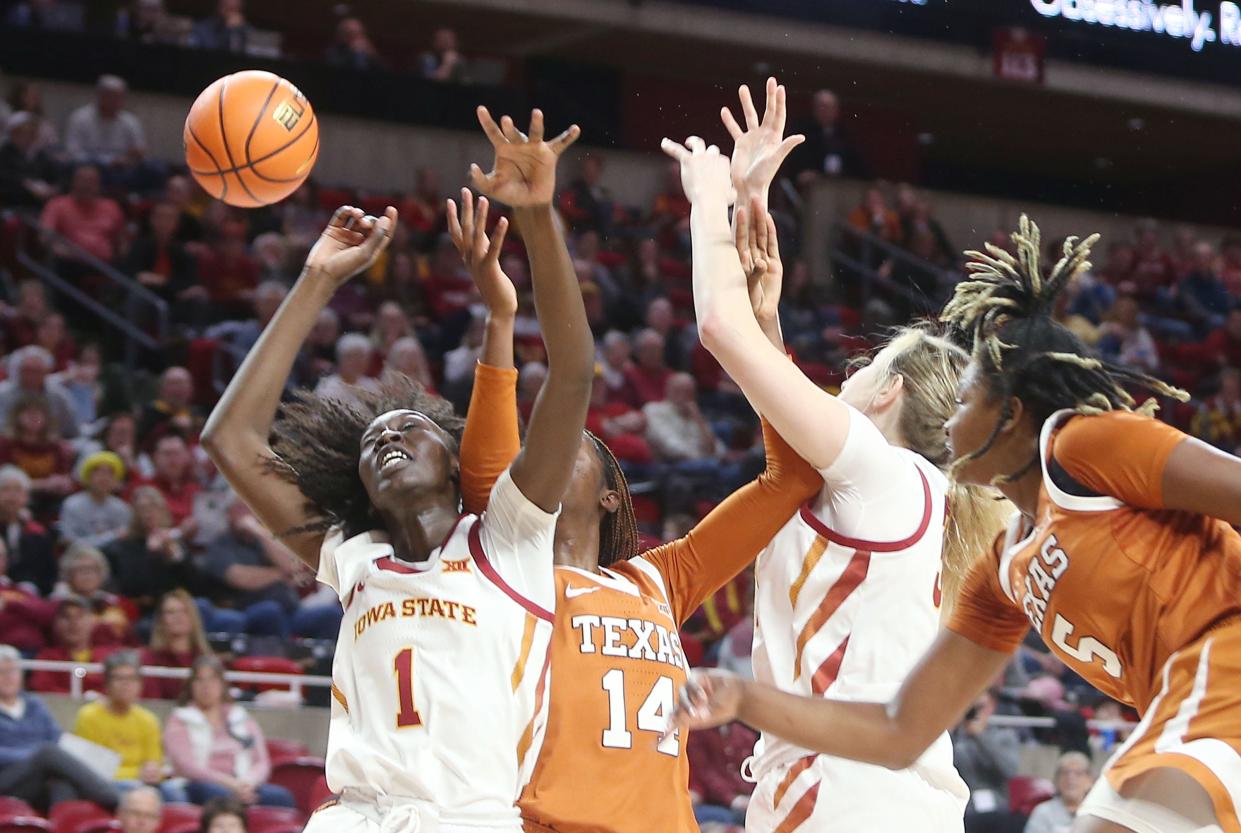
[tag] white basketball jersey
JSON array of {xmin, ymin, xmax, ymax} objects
[
  {"xmin": 751, "ymin": 431, "xmax": 965, "ymax": 797},
  {"xmin": 317, "ymin": 469, "xmax": 556, "ymax": 828}
]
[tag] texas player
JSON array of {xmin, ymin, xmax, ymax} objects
[
  {"xmin": 673, "ymin": 218, "xmax": 1241, "ymax": 833},
  {"xmin": 445, "ymin": 188, "xmax": 822, "ymax": 833}
]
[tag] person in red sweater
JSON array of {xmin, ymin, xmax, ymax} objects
[
  {"xmin": 141, "ymin": 588, "xmax": 211, "ymax": 700},
  {"xmin": 688, "ymin": 721, "xmax": 759, "ymax": 829},
  {"xmin": 29, "ymin": 596, "xmax": 117, "ymax": 694},
  {"xmin": 0, "ymin": 394, "xmax": 75, "ymax": 517},
  {"xmin": 624, "ymin": 329, "xmax": 673, "ymax": 406},
  {"xmin": 585, "ymin": 368, "xmax": 652, "ymax": 464},
  {"xmin": 195, "ymin": 222, "xmax": 258, "ymax": 318},
  {"xmin": 129, "ymin": 434, "xmax": 200, "ymax": 535},
  {"xmin": 39, "ymin": 164, "xmax": 125, "ymax": 266},
  {"xmin": 0, "ymin": 537, "xmax": 55, "ymax": 652}
]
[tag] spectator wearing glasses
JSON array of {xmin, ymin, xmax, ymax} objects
[{"xmin": 1023, "ymin": 752, "xmax": 1095, "ymax": 833}]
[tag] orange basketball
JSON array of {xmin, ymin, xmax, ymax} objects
[{"xmin": 183, "ymin": 70, "xmax": 319, "ymax": 208}]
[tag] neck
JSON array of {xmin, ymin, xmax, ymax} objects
[
  {"xmin": 0, "ymin": 694, "xmax": 19, "ymax": 708},
  {"xmin": 994, "ymin": 447, "xmax": 1044, "ymax": 519},
  {"xmin": 89, "ymin": 488, "xmax": 109, "ymax": 501},
  {"xmin": 168, "ymin": 636, "xmax": 191, "ymax": 653},
  {"xmin": 552, "ymin": 512, "xmax": 602, "ymax": 572},
  {"xmin": 1062, "ymin": 796, "xmax": 1082, "ymax": 813},
  {"xmin": 107, "ymin": 699, "xmax": 130, "ymax": 716},
  {"xmin": 381, "ymin": 496, "xmax": 461, "ymax": 563}
]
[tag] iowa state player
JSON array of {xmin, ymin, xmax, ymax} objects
[
  {"xmin": 442, "ymin": 185, "xmax": 822, "ymax": 833},
  {"xmin": 201, "ymin": 108, "xmax": 594, "ymax": 833},
  {"xmin": 675, "ymin": 217, "xmax": 1241, "ymax": 833}
]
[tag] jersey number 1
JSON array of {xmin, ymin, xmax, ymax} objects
[
  {"xmin": 601, "ymin": 669, "xmax": 679, "ymax": 756},
  {"xmin": 393, "ymin": 647, "xmax": 423, "ymax": 728}
]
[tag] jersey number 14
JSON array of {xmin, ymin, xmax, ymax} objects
[{"xmin": 601, "ymin": 669, "xmax": 679, "ymax": 756}]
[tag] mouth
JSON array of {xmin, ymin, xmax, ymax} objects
[{"xmin": 377, "ymin": 447, "xmax": 413, "ymax": 474}]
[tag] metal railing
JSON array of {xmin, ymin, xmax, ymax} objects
[
  {"xmin": 19, "ymin": 658, "xmax": 331, "ymax": 702},
  {"xmin": 828, "ymin": 221, "xmax": 959, "ymax": 316}
]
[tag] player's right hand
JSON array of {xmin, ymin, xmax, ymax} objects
[
  {"xmin": 469, "ymin": 107, "xmax": 581, "ymax": 208},
  {"xmin": 660, "ymin": 136, "xmax": 735, "ymax": 207},
  {"xmin": 304, "ymin": 205, "xmax": 397, "ymax": 288},
  {"xmin": 667, "ymin": 668, "xmax": 746, "ymax": 734},
  {"xmin": 721, "ymin": 77, "xmax": 804, "ymax": 203},
  {"xmin": 446, "ymin": 188, "xmax": 516, "ymax": 319}
]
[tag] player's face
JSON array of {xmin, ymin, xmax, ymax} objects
[
  {"xmin": 944, "ymin": 360, "xmax": 1006, "ymax": 485},
  {"xmin": 559, "ymin": 436, "xmax": 617, "ymax": 525},
  {"xmin": 359, "ymin": 410, "xmax": 458, "ymax": 512}
]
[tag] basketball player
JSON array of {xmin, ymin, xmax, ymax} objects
[
  {"xmin": 659, "ymin": 80, "xmax": 1008, "ymax": 832},
  {"xmin": 200, "ymin": 107, "xmax": 592, "ymax": 833},
  {"xmin": 443, "ymin": 185, "xmax": 824, "ymax": 833},
  {"xmin": 673, "ymin": 216, "xmax": 1241, "ymax": 833}
]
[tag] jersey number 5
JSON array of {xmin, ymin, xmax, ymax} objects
[
  {"xmin": 1051, "ymin": 614, "xmax": 1122, "ymax": 679},
  {"xmin": 393, "ymin": 647, "xmax": 424, "ymax": 728},
  {"xmin": 601, "ymin": 669, "xmax": 679, "ymax": 756}
]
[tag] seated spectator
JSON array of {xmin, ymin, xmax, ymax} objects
[
  {"xmin": 0, "ymin": 394, "xmax": 75, "ymax": 515},
  {"xmin": 2, "ymin": 279, "xmax": 51, "ymax": 352},
  {"xmin": 142, "ymin": 589, "xmax": 210, "ymax": 700},
  {"xmin": 953, "ymin": 690, "xmax": 1023, "ymax": 833},
  {"xmin": 442, "ymin": 314, "xmax": 484, "ymax": 393},
  {"xmin": 29, "ymin": 595, "xmax": 117, "ymax": 693},
  {"xmin": 847, "ymin": 186, "xmax": 902, "ymax": 245},
  {"xmin": 199, "ymin": 500, "xmax": 340, "ymax": 640},
  {"xmin": 65, "ymin": 75, "xmax": 148, "ymax": 171},
  {"xmin": 516, "ymin": 361, "xmax": 546, "ymax": 422},
  {"xmin": 77, "ymin": 411, "xmax": 142, "ymax": 488},
  {"xmin": 52, "ymin": 544, "xmax": 133, "ymax": 644},
  {"xmin": 134, "ymin": 433, "xmax": 202, "ymax": 532},
  {"xmin": 1023, "ymin": 751, "xmax": 1094, "ymax": 833},
  {"xmin": 251, "ymin": 233, "xmax": 289, "ymax": 283},
  {"xmin": 163, "ymin": 175, "xmax": 205, "ymax": 246},
  {"xmin": 686, "ymin": 721, "xmax": 758, "ymax": 829},
  {"xmin": 1128, "ymin": 220, "xmax": 1174, "ymax": 301},
  {"xmin": 324, "ymin": 17, "xmax": 385, "ymax": 71},
  {"xmin": 74, "ymin": 651, "xmax": 171, "ymax": 795},
  {"xmin": 0, "ymin": 465, "xmax": 56, "ymax": 594},
  {"xmin": 645, "ymin": 296, "xmax": 691, "ymax": 369},
  {"xmin": 423, "ymin": 234, "xmax": 477, "ymax": 322},
  {"xmin": 125, "ymin": 202, "xmax": 198, "ymax": 309},
  {"xmin": 117, "ymin": 786, "xmax": 164, "ymax": 833},
  {"xmin": 419, "ymin": 27, "xmax": 467, "ymax": 82},
  {"xmin": 650, "ymin": 161, "xmax": 691, "ymax": 252},
  {"xmin": 196, "ymin": 222, "xmax": 259, "ymax": 319},
  {"xmin": 104, "ymin": 487, "xmax": 204, "ymax": 615},
  {"xmin": 370, "ymin": 300, "xmax": 414, "ymax": 366},
  {"xmin": 116, "ymin": 0, "xmax": 181, "ymax": 45},
  {"xmin": 0, "ymin": 537, "xmax": 56, "ymax": 652},
  {"xmin": 1097, "ymin": 295, "xmax": 1159, "ymax": 374},
  {"xmin": 598, "ymin": 330, "xmax": 638, "ymax": 406},
  {"xmin": 1178, "ymin": 241, "xmax": 1231, "ymax": 336},
  {"xmin": 625, "ymin": 330, "xmax": 674, "ymax": 407},
  {"xmin": 0, "ymin": 112, "xmax": 60, "ymax": 208},
  {"xmin": 382, "ymin": 336, "xmax": 435, "ymax": 392},
  {"xmin": 1192, "ymin": 368, "xmax": 1241, "ymax": 454},
  {"xmin": 586, "ymin": 369, "xmax": 651, "ymax": 464},
  {"xmin": 790, "ymin": 88, "xmax": 865, "ymax": 183},
  {"xmin": 558, "ymin": 155, "xmax": 613, "ymax": 236},
  {"xmin": 314, "ymin": 333, "xmax": 381, "ymax": 406},
  {"xmin": 39, "ymin": 163, "xmax": 125, "ymax": 268},
  {"xmin": 138, "ymin": 368, "xmax": 203, "ymax": 454},
  {"xmin": 189, "ymin": 0, "xmax": 254, "ymax": 53},
  {"xmin": 6, "ymin": 82, "xmax": 60, "ymax": 154},
  {"xmin": 644, "ymin": 373, "xmax": 722, "ymax": 462},
  {"xmin": 398, "ymin": 167, "xmax": 446, "ymax": 241},
  {"xmin": 205, "ymin": 282, "xmax": 288, "ymax": 383},
  {"xmin": 715, "ymin": 615, "xmax": 753, "ymax": 679},
  {"xmin": 5, "ymin": 0, "xmax": 85, "ymax": 31},
  {"xmin": 0, "ymin": 644, "xmax": 118, "ymax": 810},
  {"xmin": 165, "ymin": 655, "xmax": 296, "ymax": 807},
  {"xmin": 298, "ymin": 307, "xmax": 340, "ymax": 383},
  {"xmin": 199, "ymin": 797, "xmax": 247, "ymax": 833},
  {"xmin": 34, "ymin": 312, "xmax": 75, "ymax": 372},
  {"xmin": 614, "ymin": 238, "xmax": 668, "ymax": 330},
  {"xmin": 52, "ymin": 343, "xmax": 104, "ymax": 429},
  {"xmin": 0, "ymin": 345, "xmax": 81, "ymax": 438},
  {"xmin": 1199, "ymin": 308, "xmax": 1241, "ymax": 372}
]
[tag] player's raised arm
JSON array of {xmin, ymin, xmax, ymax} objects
[
  {"xmin": 447, "ymin": 188, "xmax": 516, "ymax": 371},
  {"xmin": 469, "ymin": 107, "xmax": 594, "ymax": 513},
  {"xmin": 200, "ymin": 207, "xmax": 396, "ymax": 567},
  {"xmin": 722, "ymin": 77, "xmax": 804, "ymax": 214},
  {"xmin": 663, "ymin": 137, "xmax": 852, "ymax": 472}
]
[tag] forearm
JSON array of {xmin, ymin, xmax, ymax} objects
[
  {"xmin": 513, "ymin": 206, "xmax": 593, "ymax": 381},
  {"xmin": 481, "ymin": 313, "xmax": 515, "ymax": 369}
]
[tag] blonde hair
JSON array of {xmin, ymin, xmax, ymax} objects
[
  {"xmin": 149, "ymin": 588, "xmax": 211, "ymax": 656},
  {"xmin": 59, "ymin": 543, "xmax": 111, "ymax": 585},
  {"xmin": 864, "ymin": 325, "xmax": 1012, "ymax": 606},
  {"xmin": 128, "ymin": 486, "xmax": 172, "ymax": 536}
]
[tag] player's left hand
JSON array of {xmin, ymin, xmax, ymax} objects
[
  {"xmin": 469, "ymin": 107, "xmax": 581, "ymax": 208},
  {"xmin": 304, "ymin": 206, "xmax": 397, "ymax": 288},
  {"xmin": 722, "ymin": 77, "xmax": 804, "ymax": 203},
  {"xmin": 660, "ymin": 136, "xmax": 735, "ymax": 207},
  {"xmin": 667, "ymin": 668, "xmax": 746, "ymax": 734}
]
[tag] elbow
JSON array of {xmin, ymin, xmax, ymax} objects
[
  {"xmin": 698, "ymin": 312, "xmax": 733, "ymax": 356},
  {"xmin": 879, "ymin": 733, "xmax": 934, "ymax": 771}
]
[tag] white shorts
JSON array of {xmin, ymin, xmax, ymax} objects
[
  {"xmin": 1079, "ymin": 768, "xmax": 1224, "ymax": 833},
  {"xmin": 304, "ymin": 796, "xmax": 524, "ymax": 833},
  {"xmin": 744, "ymin": 754, "xmax": 967, "ymax": 833}
]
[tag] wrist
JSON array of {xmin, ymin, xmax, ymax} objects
[{"xmin": 295, "ymin": 267, "xmax": 337, "ymax": 302}]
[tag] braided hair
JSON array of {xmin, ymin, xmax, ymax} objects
[
  {"xmin": 585, "ymin": 430, "xmax": 641, "ymax": 567},
  {"xmin": 941, "ymin": 215, "xmax": 1187, "ymax": 484},
  {"xmin": 263, "ymin": 375, "xmax": 465, "ymax": 539}
]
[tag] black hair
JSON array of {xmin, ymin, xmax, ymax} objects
[
  {"xmin": 198, "ymin": 797, "xmax": 248, "ymax": 833},
  {"xmin": 585, "ymin": 431, "xmax": 640, "ymax": 567},
  {"xmin": 941, "ymin": 215, "xmax": 1187, "ymax": 482},
  {"xmin": 264, "ymin": 376, "xmax": 465, "ymax": 539}
]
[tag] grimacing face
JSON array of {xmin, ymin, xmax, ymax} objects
[{"xmin": 358, "ymin": 410, "xmax": 458, "ymax": 515}]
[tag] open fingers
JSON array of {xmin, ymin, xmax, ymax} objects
[
  {"xmin": 765, "ymin": 211, "xmax": 781, "ymax": 260},
  {"xmin": 549, "ymin": 124, "xmax": 582, "ymax": 154},
  {"xmin": 486, "ymin": 216, "xmax": 509, "ymax": 263},
  {"xmin": 774, "ymin": 83, "xmax": 788, "ymax": 135},
  {"xmin": 776, "ymin": 133, "xmax": 805, "ymax": 165},
  {"xmin": 459, "ymin": 188, "xmax": 475, "ymax": 238},
  {"xmin": 468, "ymin": 163, "xmax": 493, "ymax": 194},
  {"xmin": 445, "ymin": 198, "xmax": 462, "ymax": 247},
  {"xmin": 660, "ymin": 137, "xmax": 690, "ymax": 162},
  {"xmin": 738, "ymin": 83, "xmax": 759, "ymax": 129},
  {"xmin": 762, "ymin": 76, "xmax": 777, "ymax": 127},
  {"xmin": 720, "ymin": 106, "xmax": 743, "ymax": 140},
  {"xmin": 473, "ymin": 196, "xmax": 490, "ymax": 255},
  {"xmin": 499, "ymin": 114, "xmax": 526, "ymax": 144},
  {"xmin": 528, "ymin": 109, "xmax": 545, "ymax": 143},
  {"xmin": 476, "ymin": 106, "xmax": 506, "ymax": 147},
  {"xmin": 686, "ymin": 135, "xmax": 706, "ymax": 153},
  {"xmin": 735, "ymin": 204, "xmax": 752, "ymax": 273},
  {"xmin": 359, "ymin": 207, "xmax": 397, "ymax": 259}
]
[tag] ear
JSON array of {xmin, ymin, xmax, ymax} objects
[
  {"xmin": 871, "ymin": 372, "xmax": 905, "ymax": 413},
  {"xmin": 1004, "ymin": 395, "xmax": 1026, "ymax": 434},
  {"xmin": 599, "ymin": 489, "xmax": 621, "ymax": 515}
]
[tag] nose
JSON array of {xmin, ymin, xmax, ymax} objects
[{"xmin": 375, "ymin": 427, "xmax": 402, "ymax": 448}]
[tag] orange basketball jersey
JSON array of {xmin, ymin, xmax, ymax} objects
[{"xmin": 950, "ymin": 409, "xmax": 1241, "ymax": 830}]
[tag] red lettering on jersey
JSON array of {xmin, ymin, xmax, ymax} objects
[{"xmin": 442, "ymin": 558, "xmax": 471, "ymax": 574}]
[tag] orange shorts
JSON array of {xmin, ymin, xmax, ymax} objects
[{"xmin": 1102, "ymin": 619, "xmax": 1241, "ymax": 833}]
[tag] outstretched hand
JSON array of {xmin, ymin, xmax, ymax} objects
[
  {"xmin": 446, "ymin": 188, "xmax": 515, "ymax": 318},
  {"xmin": 304, "ymin": 206, "xmax": 397, "ymax": 288},
  {"xmin": 665, "ymin": 669, "xmax": 747, "ymax": 739},
  {"xmin": 722, "ymin": 77, "xmax": 804, "ymax": 205},
  {"xmin": 470, "ymin": 107, "xmax": 581, "ymax": 208},
  {"xmin": 660, "ymin": 136, "xmax": 735, "ymax": 207},
  {"xmin": 734, "ymin": 197, "xmax": 783, "ymax": 325}
]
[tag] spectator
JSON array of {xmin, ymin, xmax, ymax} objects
[
  {"xmin": 0, "ymin": 644, "xmax": 118, "ymax": 810},
  {"xmin": 422, "ymin": 234, "xmax": 477, "ymax": 322},
  {"xmin": 2, "ymin": 279, "xmax": 51, "ymax": 352},
  {"xmin": 645, "ymin": 296, "xmax": 690, "ymax": 369},
  {"xmin": 1098, "ymin": 295, "xmax": 1159, "ymax": 375},
  {"xmin": 77, "ymin": 412, "xmax": 141, "ymax": 488},
  {"xmin": 382, "ymin": 336, "xmax": 435, "ymax": 392},
  {"xmin": 0, "ymin": 112, "xmax": 60, "ymax": 208},
  {"xmin": 1192, "ymin": 368, "xmax": 1241, "ymax": 453},
  {"xmin": 65, "ymin": 75, "xmax": 148, "ymax": 169},
  {"xmin": 138, "ymin": 368, "xmax": 202, "ymax": 454},
  {"xmin": 52, "ymin": 544, "xmax": 133, "ymax": 644},
  {"xmin": 441, "ymin": 314, "xmax": 485, "ymax": 392},
  {"xmin": 0, "ymin": 345, "xmax": 81, "ymax": 438},
  {"xmin": 6, "ymin": 82, "xmax": 60, "ymax": 154},
  {"xmin": 198, "ymin": 797, "xmax": 247, "ymax": 833},
  {"xmin": 34, "ymin": 312, "xmax": 75, "ymax": 371},
  {"xmin": 142, "ymin": 589, "xmax": 210, "ymax": 700},
  {"xmin": 0, "ymin": 394, "xmax": 75, "ymax": 512},
  {"xmin": 1023, "ymin": 752, "xmax": 1094, "ymax": 833},
  {"xmin": 251, "ymin": 233, "xmax": 289, "ymax": 284},
  {"xmin": 953, "ymin": 690, "xmax": 1023, "ymax": 833},
  {"xmin": 1099, "ymin": 240, "xmax": 1136, "ymax": 288},
  {"xmin": 615, "ymin": 238, "xmax": 669, "ymax": 330},
  {"xmin": 0, "ymin": 465, "xmax": 56, "ymax": 594},
  {"xmin": 585, "ymin": 369, "xmax": 651, "ymax": 464},
  {"xmin": 117, "ymin": 787, "xmax": 164, "ymax": 833},
  {"xmin": 164, "ymin": 655, "xmax": 296, "ymax": 807},
  {"xmin": 370, "ymin": 300, "xmax": 414, "ymax": 365},
  {"xmin": 28, "ymin": 595, "xmax": 116, "ymax": 693},
  {"xmin": 790, "ymin": 89, "xmax": 865, "ymax": 183},
  {"xmin": 125, "ymin": 202, "xmax": 198, "ymax": 310},
  {"xmin": 324, "ymin": 17, "xmax": 384, "ymax": 71},
  {"xmin": 419, "ymin": 27, "xmax": 467, "ymax": 82},
  {"xmin": 1178, "ymin": 241, "xmax": 1231, "ymax": 336},
  {"xmin": 715, "ymin": 615, "xmax": 754, "ymax": 679},
  {"xmin": 196, "ymin": 222, "xmax": 259, "ymax": 317},
  {"xmin": 1128, "ymin": 220, "xmax": 1174, "ymax": 301},
  {"xmin": 39, "ymin": 163, "xmax": 125, "ymax": 268},
  {"xmin": 104, "ymin": 487, "xmax": 203, "ymax": 615},
  {"xmin": 1198, "ymin": 308, "xmax": 1241, "ymax": 372},
  {"xmin": 116, "ymin": 0, "xmax": 181, "ymax": 45},
  {"xmin": 74, "ymin": 651, "xmax": 168, "ymax": 794},
  {"xmin": 898, "ymin": 192, "xmax": 954, "ymax": 264},
  {"xmin": 847, "ymin": 186, "xmax": 903, "ymax": 245},
  {"xmin": 5, "ymin": 0, "xmax": 85, "ymax": 31},
  {"xmin": 189, "ymin": 0, "xmax": 254, "ymax": 53},
  {"xmin": 598, "ymin": 330, "xmax": 639, "ymax": 406},
  {"xmin": 136, "ymin": 434, "xmax": 201, "ymax": 531},
  {"xmin": 299, "ymin": 307, "xmax": 340, "ymax": 382},
  {"xmin": 686, "ymin": 722, "xmax": 758, "ymax": 829},
  {"xmin": 516, "ymin": 362, "xmax": 547, "ymax": 422},
  {"xmin": 625, "ymin": 330, "xmax": 674, "ymax": 407},
  {"xmin": 650, "ymin": 161, "xmax": 691, "ymax": 253},
  {"xmin": 559, "ymin": 155, "xmax": 613, "ymax": 236},
  {"xmin": 643, "ymin": 373, "xmax": 721, "ymax": 462},
  {"xmin": 53, "ymin": 342, "xmax": 104, "ymax": 429},
  {"xmin": 0, "ymin": 538, "xmax": 56, "ymax": 652},
  {"xmin": 397, "ymin": 167, "xmax": 446, "ymax": 240},
  {"xmin": 1219, "ymin": 234, "xmax": 1241, "ymax": 295},
  {"xmin": 205, "ymin": 282, "xmax": 288, "ymax": 375},
  {"xmin": 163, "ymin": 175, "xmax": 205, "ymax": 245},
  {"xmin": 314, "ymin": 333, "xmax": 381, "ymax": 406}
]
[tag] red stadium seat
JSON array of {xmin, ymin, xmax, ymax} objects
[
  {"xmin": 269, "ymin": 757, "xmax": 328, "ymax": 815},
  {"xmin": 0, "ymin": 818, "xmax": 53, "ymax": 833},
  {"xmin": 49, "ymin": 802, "xmax": 110, "ymax": 833},
  {"xmin": 265, "ymin": 737, "xmax": 311, "ymax": 765},
  {"xmin": 70, "ymin": 820, "xmax": 119, "ymax": 833},
  {"xmin": 307, "ymin": 774, "xmax": 333, "ymax": 813},
  {"xmin": 246, "ymin": 806, "xmax": 305, "ymax": 833},
  {"xmin": 1008, "ymin": 775, "xmax": 1055, "ymax": 815},
  {"xmin": 229, "ymin": 656, "xmax": 304, "ymax": 693},
  {"xmin": 157, "ymin": 804, "xmax": 201, "ymax": 833},
  {"xmin": 0, "ymin": 803, "xmax": 35, "ymax": 820}
]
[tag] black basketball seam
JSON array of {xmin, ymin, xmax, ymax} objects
[
  {"xmin": 202, "ymin": 113, "xmax": 317, "ymax": 177},
  {"xmin": 249, "ymin": 133, "xmax": 320, "ymax": 183},
  {"xmin": 244, "ymin": 79, "xmax": 282, "ymax": 169},
  {"xmin": 185, "ymin": 123, "xmax": 228, "ymax": 202},
  {"xmin": 216, "ymin": 75, "xmax": 261, "ymax": 206}
]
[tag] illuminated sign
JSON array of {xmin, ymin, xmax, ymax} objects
[{"xmin": 1030, "ymin": 0, "xmax": 1241, "ymax": 52}]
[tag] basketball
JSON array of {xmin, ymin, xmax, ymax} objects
[{"xmin": 183, "ymin": 70, "xmax": 319, "ymax": 208}]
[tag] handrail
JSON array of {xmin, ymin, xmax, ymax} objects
[
  {"xmin": 828, "ymin": 221, "xmax": 958, "ymax": 315},
  {"xmin": 18, "ymin": 658, "xmax": 331, "ymax": 702}
]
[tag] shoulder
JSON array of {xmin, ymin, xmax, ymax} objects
[{"xmin": 75, "ymin": 700, "xmax": 102, "ymax": 720}]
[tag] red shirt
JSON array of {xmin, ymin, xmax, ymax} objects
[
  {"xmin": 141, "ymin": 647, "xmax": 199, "ymax": 700},
  {"xmin": 0, "ymin": 437, "xmax": 73, "ymax": 480},
  {"xmin": 623, "ymin": 365, "xmax": 672, "ymax": 407},
  {"xmin": 40, "ymin": 195, "xmax": 125, "ymax": 262},
  {"xmin": 197, "ymin": 251, "xmax": 259, "ymax": 304},
  {"xmin": 28, "ymin": 646, "xmax": 118, "ymax": 694},
  {"xmin": 128, "ymin": 476, "xmax": 200, "ymax": 526},
  {"xmin": 0, "ymin": 580, "xmax": 55, "ymax": 652}
]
